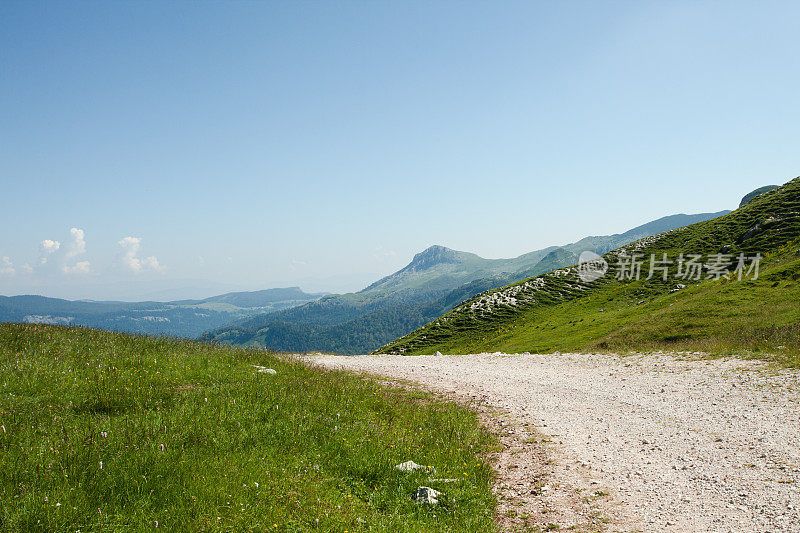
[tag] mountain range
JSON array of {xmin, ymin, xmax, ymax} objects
[
  {"xmin": 14, "ymin": 191, "xmax": 791, "ymax": 354},
  {"xmin": 0, "ymin": 287, "xmax": 324, "ymax": 338},
  {"xmin": 203, "ymin": 210, "xmax": 730, "ymax": 353}
]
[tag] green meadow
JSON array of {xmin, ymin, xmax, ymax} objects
[{"xmin": 0, "ymin": 324, "xmax": 496, "ymax": 531}]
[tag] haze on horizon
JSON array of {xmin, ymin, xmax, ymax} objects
[{"xmin": 2, "ymin": 1, "xmax": 799, "ymax": 301}]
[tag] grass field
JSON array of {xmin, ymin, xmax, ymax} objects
[{"xmin": 0, "ymin": 324, "xmax": 497, "ymax": 531}]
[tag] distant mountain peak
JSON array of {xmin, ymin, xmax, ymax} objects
[
  {"xmin": 405, "ymin": 245, "xmax": 460, "ymax": 272},
  {"xmin": 357, "ymin": 245, "xmax": 478, "ymax": 294}
]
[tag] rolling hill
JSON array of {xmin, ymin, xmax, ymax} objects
[
  {"xmin": 0, "ymin": 287, "xmax": 323, "ymax": 338},
  {"xmin": 376, "ymin": 177, "xmax": 800, "ymax": 365},
  {"xmin": 203, "ymin": 211, "xmax": 730, "ymax": 354}
]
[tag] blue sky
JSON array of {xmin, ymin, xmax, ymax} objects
[{"xmin": 1, "ymin": 1, "xmax": 799, "ymax": 300}]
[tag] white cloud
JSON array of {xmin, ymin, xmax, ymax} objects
[
  {"xmin": 61, "ymin": 228, "xmax": 90, "ymax": 275},
  {"xmin": 21, "ymin": 263, "xmax": 33, "ymax": 274},
  {"xmin": 0, "ymin": 256, "xmax": 15, "ymax": 276},
  {"xmin": 40, "ymin": 239, "xmax": 60, "ymax": 253},
  {"xmin": 371, "ymin": 247, "xmax": 397, "ymax": 261},
  {"xmin": 66, "ymin": 228, "xmax": 86, "ymax": 259},
  {"xmin": 140, "ymin": 256, "xmax": 162, "ymax": 271},
  {"xmin": 118, "ymin": 236, "xmax": 164, "ymax": 273},
  {"xmin": 62, "ymin": 261, "xmax": 90, "ymax": 275},
  {"xmin": 290, "ymin": 259, "xmax": 306, "ymax": 272},
  {"xmin": 39, "ymin": 239, "xmax": 61, "ymax": 263}
]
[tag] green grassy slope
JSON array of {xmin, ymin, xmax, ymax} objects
[
  {"xmin": 376, "ymin": 178, "xmax": 800, "ymax": 366},
  {"xmin": 0, "ymin": 324, "xmax": 496, "ymax": 531}
]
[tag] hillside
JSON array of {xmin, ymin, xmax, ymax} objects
[
  {"xmin": 376, "ymin": 178, "xmax": 800, "ymax": 365},
  {"xmin": 0, "ymin": 324, "xmax": 496, "ymax": 530},
  {"xmin": 0, "ymin": 287, "xmax": 323, "ymax": 339},
  {"xmin": 740, "ymin": 185, "xmax": 779, "ymax": 207},
  {"xmin": 204, "ymin": 211, "xmax": 728, "ymax": 354}
]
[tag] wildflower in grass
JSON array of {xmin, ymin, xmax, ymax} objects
[
  {"xmin": 160, "ymin": 444, "xmax": 165, "ymax": 451},
  {"xmin": 1, "ymin": 425, "xmax": 5, "ymax": 433},
  {"xmin": 99, "ymin": 461, "xmax": 103, "ymax": 469}
]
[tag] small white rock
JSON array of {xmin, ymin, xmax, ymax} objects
[
  {"xmin": 396, "ymin": 460, "xmax": 436, "ymax": 474},
  {"xmin": 411, "ymin": 486, "xmax": 441, "ymax": 505}
]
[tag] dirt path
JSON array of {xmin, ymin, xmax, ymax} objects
[{"xmin": 307, "ymin": 352, "xmax": 800, "ymax": 532}]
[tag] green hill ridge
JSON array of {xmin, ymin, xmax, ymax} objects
[
  {"xmin": 376, "ymin": 177, "xmax": 800, "ymax": 366},
  {"xmin": 740, "ymin": 185, "xmax": 780, "ymax": 207}
]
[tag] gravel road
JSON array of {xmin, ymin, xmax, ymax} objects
[{"xmin": 308, "ymin": 352, "xmax": 800, "ymax": 532}]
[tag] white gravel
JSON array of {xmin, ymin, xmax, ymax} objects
[{"xmin": 308, "ymin": 352, "xmax": 800, "ymax": 532}]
